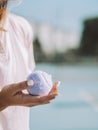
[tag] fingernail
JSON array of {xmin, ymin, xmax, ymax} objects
[
  {"xmin": 27, "ymin": 80, "xmax": 34, "ymax": 87},
  {"xmin": 57, "ymin": 81, "xmax": 61, "ymax": 86}
]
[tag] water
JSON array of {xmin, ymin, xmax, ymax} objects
[{"xmin": 30, "ymin": 63, "xmax": 98, "ymax": 130}]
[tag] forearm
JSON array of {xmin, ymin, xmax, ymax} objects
[
  {"xmin": 0, "ymin": 91, "xmax": 7, "ymax": 111},
  {"xmin": 0, "ymin": 105, "xmax": 6, "ymax": 111}
]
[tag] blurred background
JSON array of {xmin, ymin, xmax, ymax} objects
[{"xmin": 11, "ymin": 0, "xmax": 98, "ymax": 130}]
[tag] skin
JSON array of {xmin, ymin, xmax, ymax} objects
[{"xmin": 0, "ymin": 81, "xmax": 59, "ymax": 111}]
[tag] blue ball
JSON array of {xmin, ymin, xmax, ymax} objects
[{"xmin": 27, "ymin": 71, "xmax": 53, "ymax": 96}]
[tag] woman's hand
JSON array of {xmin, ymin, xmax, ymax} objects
[{"xmin": 0, "ymin": 81, "xmax": 59, "ymax": 111}]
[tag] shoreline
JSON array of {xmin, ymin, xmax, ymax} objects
[{"xmin": 36, "ymin": 56, "xmax": 98, "ymax": 66}]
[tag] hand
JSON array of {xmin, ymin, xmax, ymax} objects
[{"xmin": 0, "ymin": 81, "xmax": 59, "ymax": 111}]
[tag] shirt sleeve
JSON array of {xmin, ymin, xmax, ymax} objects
[
  {"xmin": 19, "ymin": 16, "xmax": 36, "ymax": 71},
  {"xmin": 25, "ymin": 21, "xmax": 36, "ymax": 71}
]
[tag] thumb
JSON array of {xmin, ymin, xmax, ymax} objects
[{"xmin": 12, "ymin": 81, "xmax": 29, "ymax": 94}]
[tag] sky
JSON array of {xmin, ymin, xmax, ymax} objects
[{"xmin": 10, "ymin": 0, "xmax": 98, "ymax": 33}]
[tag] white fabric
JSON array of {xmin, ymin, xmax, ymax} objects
[{"xmin": 0, "ymin": 12, "xmax": 35, "ymax": 130}]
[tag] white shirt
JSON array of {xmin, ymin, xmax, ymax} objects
[{"xmin": 0, "ymin": 12, "xmax": 35, "ymax": 130}]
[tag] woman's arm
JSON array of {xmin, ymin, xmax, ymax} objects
[{"xmin": 0, "ymin": 81, "xmax": 59, "ymax": 111}]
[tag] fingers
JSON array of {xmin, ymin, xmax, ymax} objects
[
  {"xmin": 49, "ymin": 81, "xmax": 60, "ymax": 95},
  {"xmin": 1, "ymin": 80, "xmax": 59, "ymax": 108},
  {"xmin": 10, "ymin": 81, "xmax": 29, "ymax": 95},
  {"xmin": 17, "ymin": 81, "xmax": 60, "ymax": 105},
  {"xmin": 17, "ymin": 92, "xmax": 57, "ymax": 107},
  {"xmin": 24, "ymin": 100, "xmax": 50, "ymax": 107},
  {"xmin": 21, "ymin": 93, "xmax": 56, "ymax": 103},
  {"xmin": 29, "ymin": 94, "xmax": 56, "ymax": 106},
  {"xmin": 38, "ymin": 93, "xmax": 57, "ymax": 103}
]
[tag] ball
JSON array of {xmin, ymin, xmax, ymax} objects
[{"xmin": 27, "ymin": 70, "xmax": 53, "ymax": 96}]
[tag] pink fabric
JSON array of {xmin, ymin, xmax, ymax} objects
[{"xmin": 0, "ymin": 12, "xmax": 35, "ymax": 130}]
